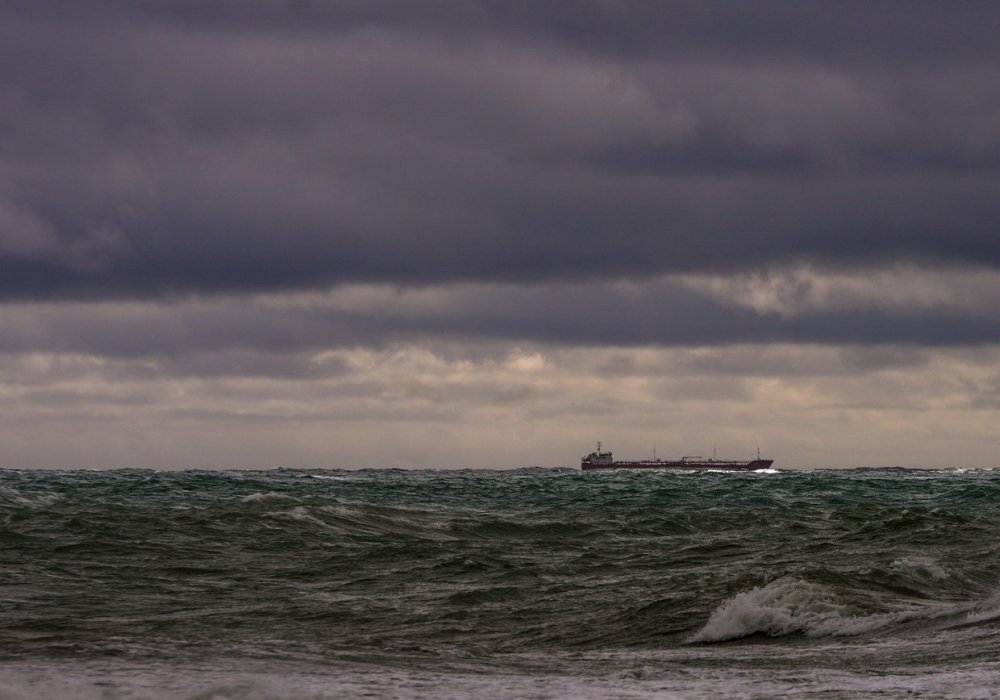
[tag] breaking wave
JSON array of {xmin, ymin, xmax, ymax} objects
[{"xmin": 689, "ymin": 577, "xmax": 1000, "ymax": 643}]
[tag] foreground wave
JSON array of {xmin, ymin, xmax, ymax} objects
[
  {"xmin": 2, "ymin": 466, "xmax": 1000, "ymax": 698},
  {"xmin": 689, "ymin": 576, "xmax": 1000, "ymax": 643}
]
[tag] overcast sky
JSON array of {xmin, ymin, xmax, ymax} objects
[{"xmin": 3, "ymin": 2, "xmax": 1000, "ymax": 468}]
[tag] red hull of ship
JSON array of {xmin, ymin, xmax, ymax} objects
[{"xmin": 581, "ymin": 459, "xmax": 774, "ymax": 471}]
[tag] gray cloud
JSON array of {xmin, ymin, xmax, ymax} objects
[
  {"xmin": 2, "ymin": 4, "xmax": 1000, "ymax": 302},
  {"xmin": 2, "ymin": 272, "xmax": 999, "ymax": 373},
  {"xmin": 8, "ymin": 2, "xmax": 1000, "ymax": 63}
]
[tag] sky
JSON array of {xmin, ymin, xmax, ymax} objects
[{"xmin": 3, "ymin": 1, "xmax": 1000, "ymax": 469}]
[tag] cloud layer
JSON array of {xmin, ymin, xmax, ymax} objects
[
  {"xmin": 3, "ymin": 2, "xmax": 1000, "ymax": 301},
  {"xmin": 3, "ymin": 3, "xmax": 1000, "ymax": 468}
]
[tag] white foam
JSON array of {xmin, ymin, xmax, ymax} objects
[
  {"xmin": 4, "ymin": 658, "xmax": 1000, "ymax": 700},
  {"xmin": 688, "ymin": 578, "xmax": 853, "ymax": 642},
  {"xmin": 687, "ymin": 577, "xmax": 978, "ymax": 643},
  {"xmin": 267, "ymin": 505, "xmax": 328, "ymax": 527},
  {"xmin": 965, "ymin": 590, "xmax": 1000, "ymax": 624},
  {"xmin": 698, "ymin": 468, "xmax": 778, "ymax": 474},
  {"xmin": 241, "ymin": 492, "xmax": 299, "ymax": 504},
  {"xmin": 891, "ymin": 555, "xmax": 948, "ymax": 580},
  {"xmin": 0, "ymin": 486, "xmax": 62, "ymax": 509}
]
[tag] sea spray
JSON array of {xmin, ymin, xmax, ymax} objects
[
  {"xmin": 686, "ymin": 577, "xmax": 991, "ymax": 643},
  {"xmin": 687, "ymin": 578, "xmax": 856, "ymax": 642}
]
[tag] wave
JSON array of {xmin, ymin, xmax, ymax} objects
[
  {"xmin": 687, "ymin": 577, "xmax": 1000, "ymax": 644},
  {"xmin": 5, "ymin": 465, "xmax": 1000, "ymax": 675},
  {"xmin": 240, "ymin": 491, "xmax": 300, "ymax": 504},
  {"xmin": 891, "ymin": 555, "xmax": 949, "ymax": 580}
]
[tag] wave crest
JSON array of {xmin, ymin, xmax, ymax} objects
[
  {"xmin": 241, "ymin": 491, "xmax": 300, "ymax": 504},
  {"xmin": 688, "ymin": 577, "xmax": 1000, "ymax": 644},
  {"xmin": 688, "ymin": 578, "xmax": 857, "ymax": 643}
]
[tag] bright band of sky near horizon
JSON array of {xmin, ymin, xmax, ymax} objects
[{"xmin": 3, "ymin": 2, "xmax": 1000, "ymax": 468}]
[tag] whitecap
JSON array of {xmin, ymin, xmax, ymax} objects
[
  {"xmin": 687, "ymin": 578, "xmax": 854, "ymax": 642},
  {"xmin": 965, "ymin": 590, "xmax": 1000, "ymax": 624},
  {"xmin": 891, "ymin": 555, "xmax": 948, "ymax": 580},
  {"xmin": 687, "ymin": 577, "xmax": 977, "ymax": 643},
  {"xmin": 240, "ymin": 491, "xmax": 299, "ymax": 504}
]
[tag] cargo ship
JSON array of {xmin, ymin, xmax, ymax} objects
[{"xmin": 581, "ymin": 442, "xmax": 773, "ymax": 471}]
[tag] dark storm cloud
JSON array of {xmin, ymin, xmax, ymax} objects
[
  {"xmin": 2, "ymin": 279, "xmax": 999, "ymax": 374},
  {"xmin": 7, "ymin": 1, "xmax": 1000, "ymax": 62},
  {"xmin": 3, "ymin": 2, "xmax": 1000, "ymax": 301}
]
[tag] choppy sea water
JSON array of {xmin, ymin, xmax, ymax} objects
[{"xmin": 2, "ymin": 466, "xmax": 1000, "ymax": 699}]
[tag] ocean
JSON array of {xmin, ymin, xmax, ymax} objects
[{"xmin": 2, "ymin": 466, "xmax": 1000, "ymax": 699}]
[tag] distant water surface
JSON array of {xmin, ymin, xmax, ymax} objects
[{"xmin": 2, "ymin": 466, "xmax": 1000, "ymax": 698}]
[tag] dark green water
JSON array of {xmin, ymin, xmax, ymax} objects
[{"xmin": 2, "ymin": 467, "xmax": 1000, "ymax": 698}]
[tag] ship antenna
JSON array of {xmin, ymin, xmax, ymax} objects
[
  {"xmin": 757, "ymin": 446, "xmax": 760, "ymax": 460},
  {"xmin": 653, "ymin": 441, "xmax": 656, "ymax": 461}
]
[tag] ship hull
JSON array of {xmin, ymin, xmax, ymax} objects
[{"xmin": 581, "ymin": 459, "xmax": 773, "ymax": 472}]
